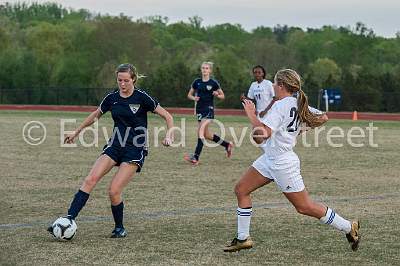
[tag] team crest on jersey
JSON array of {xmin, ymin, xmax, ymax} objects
[
  {"xmin": 129, "ymin": 104, "xmax": 140, "ymax": 114},
  {"xmin": 206, "ymin": 85, "xmax": 213, "ymax": 91}
]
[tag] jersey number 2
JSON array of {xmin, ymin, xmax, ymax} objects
[{"xmin": 287, "ymin": 107, "xmax": 299, "ymax": 132}]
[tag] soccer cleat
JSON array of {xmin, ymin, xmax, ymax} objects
[
  {"xmin": 183, "ymin": 154, "xmax": 199, "ymax": 166},
  {"xmin": 47, "ymin": 225, "xmax": 55, "ymax": 236},
  {"xmin": 226, "ymin": 142, "xmax": 234, "ymax": 158},
  {"xmin": 223, "ymin": 237, "xmax": 253, "ymax": 252},
  {"xmin": 111, "ymin": 227, "xmax": 127, "ymax": 238},
  {"xmin": 346, "ymin": 220, "xmax": 360, "ymax": 251}
]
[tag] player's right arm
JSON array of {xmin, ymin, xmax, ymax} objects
[
  {"xmin": 241, "ymin": 84, "xmax": 257, "ymax": 110},
  {"xmin": 242, "ymin": 99, "xmax": 272, "ymax": 144},
  {"xmin": 187, "ymin": 88, "xmax": 199, "ymax": 101},
  {"xmin": 65, "ymin": 92, "xmax": 114, "ymax": 144},
  {"xmin": 240, "ymin": 93, "xmax": 253, "ymax": 102},
  {"xmin": 64, "ymin": 108, "xmax": 103, "ymax": 144}
]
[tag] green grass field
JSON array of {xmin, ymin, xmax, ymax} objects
[{"xmin": 0, "ymin": 110, "xmax": 399, "ymax": 265}]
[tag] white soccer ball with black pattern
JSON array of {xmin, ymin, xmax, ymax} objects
[{"xmin": 51, "ymin": 217, "xmax": 77, "ymax": 240}]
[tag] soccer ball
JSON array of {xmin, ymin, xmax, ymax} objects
[{"xmin": 51, "ymin": 217, "xmax": 77, "ymax": 240}]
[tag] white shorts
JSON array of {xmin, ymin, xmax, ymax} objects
[{"xmin": 252, "ymin": 152, "xmax": 305, "ymax": 193}]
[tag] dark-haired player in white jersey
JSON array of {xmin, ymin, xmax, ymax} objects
[
  {"xmin": 47, "ymin": 64, "xmax": 174, "ymax": 238},
  {"xmin": 224, "ymin": 69, "xmax": 360, "ymax": 252},
  {"xmin": 184, "ymin": 61, "xmax": 233, "ymax": 165},
  {"xmin": 242, "ymin": 65, "xmax": 275, "ymax": 118}
]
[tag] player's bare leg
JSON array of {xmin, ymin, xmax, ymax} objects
[
  {"xmin": 284, "ymin": 189, "xmax": 360, "ymax": 251},
  {"xmin": 202, "ymin": 120, "xmax": 234, "ymax": 158},
  {"xmin": 81, "ymin": 155, "xmax": 116, "ymax": 193},
  {"xmin": 184, "ymin": 119, "xmax": 211, "ymax": 165},
  {"xmin": 47, "ymin": 155, "xmax": 116, "ymax": 235},
  {"xmin": 108, "ymin": 162, "xmax": 138, "ymax": 238},
  {"xmin": 224, "ymin": 167, "xmax": 272, "ymax": 252}
]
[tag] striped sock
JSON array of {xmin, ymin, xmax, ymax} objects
[
  {"xmin": 320, "ymin": 207, "xmax": 351, "ymax": 234},
  {"xmin": 237, "ymin": 207, "xmax": 252, "ymax": 240}
]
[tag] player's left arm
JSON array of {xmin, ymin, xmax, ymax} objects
[
  {"xmin": 242, "ymin": 99, "xmax": 272, "ymax": 144},
  {"xmin": 259, "ymin": 83, "xmax": 277, "ymax": 118},
  {"xmin": 259, "ymin": 97, "xmax": 277, "ymax": 118},
  {"xmin": 212, "ymin": 88, "xmax": 225, "ymax": 100},
  {"xmin": 154, "ymin": 105, "xmax": 174, "ymax": 146},
  {"xmin": 308, "ymin": 106, "xmax": 329, "ymax": 125},
  {"xmin": 298, "ymin": 107, "xmax": 329, "ymax": 135},
  {"xmin": 318, "ymin": 113, "xmax": 329, "ymax": 124}
]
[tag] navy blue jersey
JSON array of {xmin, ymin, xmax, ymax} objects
[
  {"xmin": 191, "ymin": 78, "xmax": 220, "ymax": 111},
  {"xmin": 99, "ymin": 88, "xmax": 159, "ymax": 148}
]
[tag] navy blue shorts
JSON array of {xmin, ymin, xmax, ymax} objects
[
  {"xmin": 102, "ymin": 145, "xmax": 147, "ymax": 172},
  {"xmin": 196, "ymin": 106, "xmax": 214, "ymax": 121}
]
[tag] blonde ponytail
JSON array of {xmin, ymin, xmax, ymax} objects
[{"xmin": 297, "ymin": 89, "xmax": 325, "ymax": 128}]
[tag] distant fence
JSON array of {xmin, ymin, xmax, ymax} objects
[
  {"xmin": 1, "ymin": 105, "xmax": 400, "ymax": 121},
  {"xmin": 0, "ymin": 87, "xmax": 325, "ymax": 108},
  {"xmin": 0, "ymin": 87, "xmax": 112, "ymax": 106},
  {"xmin": 0, "ymin": 87, "xmax": 399, "ymax": 113}
]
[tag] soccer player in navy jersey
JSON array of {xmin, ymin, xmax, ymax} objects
[
  {"xmin": 184, "ymin": 61, "xmax": 233, "ymax": 165},
  {"xmin": 47, "ymin": 63, "xmax": 174, "ymax": 238}
]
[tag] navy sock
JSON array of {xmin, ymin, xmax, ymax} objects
[
  {"xmin": 194, "ymin": 138, "xmax": 204, "ymax": 160},
  {"xmin": 67, "ymin": 189, "xmax": 90, "ymax": 219},
  {"xmin": 111, "ymin": 201, "xmax": 124, "ymax": 229},
  {"xmin": 212, "ymin": 134, "xmax": 229, "ymax": 149}
]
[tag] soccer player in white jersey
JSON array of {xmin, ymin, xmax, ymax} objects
[
  {"xmin": 224, "ymin": 69, "xmax": 360, "ymax": 252},
  {"xmin": 242, "ymin": 65, "xmax": 275, "ymax": 118}
]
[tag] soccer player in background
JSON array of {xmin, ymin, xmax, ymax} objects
[
  {"xmin": 224, "ymin": 69, "xmax": 360, "ymax": 252},
  {"xmin": 48, "ymin": 63, "xmax": 174, "ymax": 238},
  {"xmin": 184, "ymin": 61, "xmax": 233, "ymax": 165},
  {"xmin": 241, "ymin": 65, "xmax": 276, "ymax": 118}
]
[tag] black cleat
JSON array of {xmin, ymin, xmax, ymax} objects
[
  {"xmin": 346, "ymin": 220, "xmax": 360, "ymax": 251},
  {"xmin": 111, "ymin": 227, "xmax": 127, "ymax": 238},
  {"xmin": 47, "ymin": 225, "xmax": 54, "ymax": 236}
]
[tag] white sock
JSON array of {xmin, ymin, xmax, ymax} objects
[
  {"xmin": 320, "ymin": 207, "xmax": 351, "ymax": 234},
  {"xmin": 237, "ymin": 207, "xmax": 252, "ymax": 240}
]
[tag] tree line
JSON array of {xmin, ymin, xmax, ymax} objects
[{"xmin": 0, "ymin": 2, "xmax": 399, "ymax": 112}]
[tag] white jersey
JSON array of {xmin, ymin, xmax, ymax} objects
[
  {"xmin": 247, "ymin": 79, "xmax": 274, "ymax": 113},
  {"xmin": 259, "ymin": 96, "xmax": 322, "ymax": 158}
]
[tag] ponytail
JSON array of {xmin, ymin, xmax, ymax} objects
[
  {"xmin": 275, "ymin": 69, "xmax": 325, "ymax": 129},
  {"xmin": 297, "ymin": 89, "xmax": 325, "ymax": 128}
]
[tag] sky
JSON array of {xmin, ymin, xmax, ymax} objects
[{"xmin": 7, "ymin": 0, "xmax": 400, "ymax": 37}]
